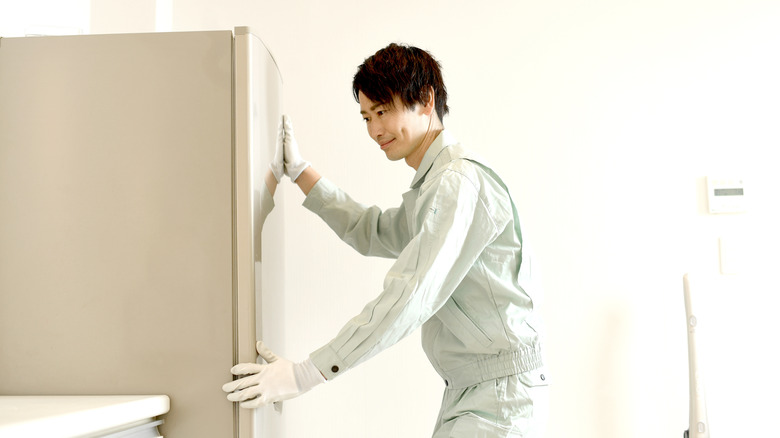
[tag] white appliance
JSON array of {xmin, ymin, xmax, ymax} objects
[
  {"xmin": 681, "ymin": 272, "xmax": 780, "ymax": 437},
  {"xmin": 0, "ymin": 28, "xmax": 284, "ymax": 437},
  {"xmin": 0, "ymin": 395, "xmax": 170, "ymax": 437},
  {"xmin": 683, "ymin": 274, "xmax": 709, "ymax": 438}
]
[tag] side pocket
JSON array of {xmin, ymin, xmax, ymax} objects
[
  {"xmin": 516, "ymin": 367, "xmax": 550, "ymax": 438},
  {"xmin": 517, "ymin": 366, "xmax": 549, "ymax": 388},
  {"xmin": 438, "ymin": 298, "xmax": 494, "ymax": 347},
  {"xmin": 449, "ymin": 413, "xmax": 514, "ymax": 438}
]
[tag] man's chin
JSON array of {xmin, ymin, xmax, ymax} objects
[{"xmin": 384, "ymin": 152, "xmax": 403, "ymax": 162}]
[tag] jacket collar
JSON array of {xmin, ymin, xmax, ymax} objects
[{"xmin": 410, "ymin": 129, "xmax": 458, "ymax": 189}]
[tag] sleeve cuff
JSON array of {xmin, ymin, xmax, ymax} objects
[
  {"xmin": 302, "ymin": 177, "xmax": 337, "ymax": 214},
  {"xmin": 310, "ymin": 344, "xmax": 348, "ymax": 382}
]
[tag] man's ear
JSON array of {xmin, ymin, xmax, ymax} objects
[{"xmin": 422, "ymin": 86, "xmax": 436, "ymax": 116}]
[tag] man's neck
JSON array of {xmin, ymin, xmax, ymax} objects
[{"xmin": 406, "ymin": 116, "xmax": 444, "ymax": 170}]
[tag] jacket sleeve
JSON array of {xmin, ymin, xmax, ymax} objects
[
  {"xmin": 307, "ymin": 169, "xmax": 507, "ymax": 381},
  {"xmin": 303, "ymin": 178, "xmax": 409, "ymax": 258}
]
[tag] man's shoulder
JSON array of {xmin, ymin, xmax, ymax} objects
[
  {"xmin": 433, "ymin": 143, "xmax": 492, "ymax": 178},
  {"xmin": 422, "ymin": 147, "xmax": 501, "ymax": 201}
]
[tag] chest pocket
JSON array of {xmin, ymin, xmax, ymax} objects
[{"xmin": 437, "ymin": 297, "xmax": 494, "ymax": 348}]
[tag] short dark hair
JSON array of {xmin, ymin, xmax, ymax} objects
[{"xmin": 352, "ymin": 43, "xmax": 449, "ymax": 123}]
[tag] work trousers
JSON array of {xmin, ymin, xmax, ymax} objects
[{"xmin": 431, "ymin": 368, "xmax": 549, "ymax": 438}]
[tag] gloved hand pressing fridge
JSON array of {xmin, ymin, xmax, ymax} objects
[
  {"xmin": 281, "ymin": 115, "xmax": 311, "ymax": 181},
  {"xmin": 222, "ymin": 341, "xmax": 325, "ymax": 409},
  {"xmin": 268, "ymin": 117, "xmax": 285, "ymax": 183}
]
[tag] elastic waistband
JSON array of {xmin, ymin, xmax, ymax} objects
[{"xmin": 440, "ymin": 345, "xmax": 543, "ymax": 389}]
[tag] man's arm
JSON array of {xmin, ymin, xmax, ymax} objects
[
  {"xmin": 284, "ymin": 116, "xmax": 405, "ymax": 257},
  {"xmin": 293, "ymin": 166, "xmax": 321, "ymax": 196},
  {"xmin": 309, "ymin": 167, "xmax": 503, "ymax": 381}
]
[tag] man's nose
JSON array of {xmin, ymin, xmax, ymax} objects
[{"xmin": 368, "ymin": 120, "xmax": 384, "ymax": 141}]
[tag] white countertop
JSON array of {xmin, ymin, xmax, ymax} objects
[{"xmin": 0, "ymin": 395, "xmax": 170, "ymax": 437}]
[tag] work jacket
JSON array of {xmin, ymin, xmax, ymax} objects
[{"xmin": 306, "ymin": 130, "xmax": 544, "ymax": 389}]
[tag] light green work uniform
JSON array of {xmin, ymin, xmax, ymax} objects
[{"xmin": 305, "ymin": 131, "xmax": 548, "ymax": 437}]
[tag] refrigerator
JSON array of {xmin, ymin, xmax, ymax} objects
[{"xmin": 0, "ymin": 27, "xmax": 284, "ymax": 437}]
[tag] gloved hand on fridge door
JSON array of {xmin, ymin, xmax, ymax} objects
[
  {"xmin": 222, "ymin": 340, "xmax": 325, "ymax": 409},
  {"xmin": 268, "ymin": 117, "xmax": 285, "ymax": 183},
  {"xmin": 281, "ymin": 115, "xmax": 311, "ymax": 182}
]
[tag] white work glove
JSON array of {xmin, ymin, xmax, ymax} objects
[
  {"xmin": 281, "ymin": 115, "xmax": 311, "ymax": 181},
  {"xmin": 222, "ymin": 341, "xmax": 325, "ymax": 409},
  {"xmin": 269, "ymin": 117, "xmax": 285, "ymax": 183}
]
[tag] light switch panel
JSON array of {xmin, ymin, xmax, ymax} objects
[{"xmin": 707, "ymin": 176, "xmax": 746, "ymax": 214}]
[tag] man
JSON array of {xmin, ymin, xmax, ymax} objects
[{"xmin": 223, "ymin": 43, "xmax": 548, "ymax": 437}]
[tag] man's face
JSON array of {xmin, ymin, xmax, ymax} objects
[{"xmin": 359, "ymin": 91, "xmax": 431, "ymax": 168}]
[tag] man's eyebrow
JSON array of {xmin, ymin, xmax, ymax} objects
[{"xmin": 360, "ymin": 103, "xmax": 384, "ymax": 115}]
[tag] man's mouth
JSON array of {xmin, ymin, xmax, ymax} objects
[{"xmin": 379, "ymin": 138, "xmax": 394, "ymax": 150}]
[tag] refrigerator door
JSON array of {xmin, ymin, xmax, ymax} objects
[
  {"xmin": 0, "ymin": 30, "xmax": 274, "ymax": 437},
  {"xmin": 233, "ymin": 27, "xmax": 285, "ymax": 437}
]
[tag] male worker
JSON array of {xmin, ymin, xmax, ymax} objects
[{"xmin": 223, "ymin": 43, "xmax": 548, "ymax": 437}]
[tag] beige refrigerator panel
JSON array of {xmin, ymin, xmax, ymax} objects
[
  {"xmin": 233, "ymin": 27, "xmax": 285, "ymax": 438},
  {"xmin": 0, "ymin": 28, "xmax": 282, "ymax": 438}
]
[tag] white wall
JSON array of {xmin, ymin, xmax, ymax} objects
[
  {"xmin": 0, "ymin": 0, "xmax": 90, "ymax": 35},
  {"xmin": 9, "ymin": 1, "xmax": 779, "ymax": 437}
]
